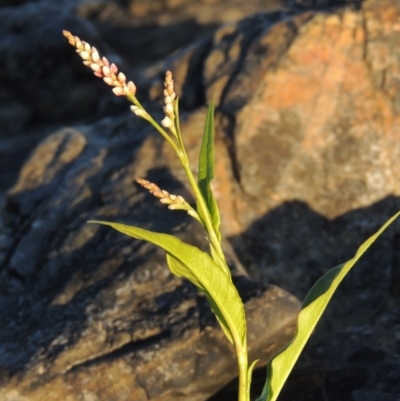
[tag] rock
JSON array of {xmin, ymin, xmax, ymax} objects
[
  {"xmin": 201, "ymin": 0, "xmax": 400, "ymax": 330},
  {"xmin": 0, "ymin": 0, "xmax": 286, "ymax": 193},
  {"xmin": 1, "ymin": 0, "xmax": 400, "ymax": 400},
  {"xmin": 0, "ymin": 108, "xmax": 300, "ymax": 401}
]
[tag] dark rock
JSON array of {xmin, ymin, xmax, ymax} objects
[{"xmin": 1, "ymin": 0, "xmax": 400, "ymax": 400}]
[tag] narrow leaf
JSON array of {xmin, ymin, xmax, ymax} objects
[
  {"xmin": 256, "ymin": 211, "xmax": 400, "ymax": 401},
  {"xmin": 248, "ymin": 359, "xmax": 260, "ymax": 401},
  {"xmin": 89, "ymin": 220, "xmax": 246, "ymax": 347},
  {"xmin": 197, "ymin": 101, "xmax": 221, "ymax": 241}
]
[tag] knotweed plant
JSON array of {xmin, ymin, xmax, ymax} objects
[{"xmin": 63, "ymin": 30, "xmax": 400, "ymax": 401}]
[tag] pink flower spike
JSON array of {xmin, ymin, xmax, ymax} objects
[{"xmin": 64, "ymin": 31, "xmax": 138, "ymax": 101}]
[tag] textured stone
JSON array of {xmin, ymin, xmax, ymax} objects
[
  {"xmin": 0, "ymin": 106, "xmax": 300, "ymax": 401},
  {"xmin": 1, "ymin": 0, "xmax": 400, "ymax": 400}
]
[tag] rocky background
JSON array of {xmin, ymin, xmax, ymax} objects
[{"xmin": 1, "ymin": 0, "xmax": 400, "ymax": 400}]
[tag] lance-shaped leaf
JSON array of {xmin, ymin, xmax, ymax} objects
[
  {"xmin": 89, "ymin": 220, "xmax": 246, "ymax": 346},
  {"xmin": 256, "ymin": 211, "xmax": 400, "ymax": 401},
  {"xmin": 197, "ymin": 101, "xmax": 221, "ymax": 241}
]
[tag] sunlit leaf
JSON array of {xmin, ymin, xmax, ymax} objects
[
  {"xmin": 197, "ymin": 101, "xmax": 221, "ymax": 241},
  {"xmin": 89, "ymin": 220, "xmax": 246, "ymax": 346},
  {"xmin": 256, "ymin": 211, "xmax": 400, "ymax": 401}
]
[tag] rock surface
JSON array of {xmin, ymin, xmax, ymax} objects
[{"xmin": 1, "ymin": 0, "xmax": 400, "ymax": 400}]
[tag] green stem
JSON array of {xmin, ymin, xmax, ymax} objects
[{"xmin": 236, "ymin": 337, "xmax": 249, "ymax": 401}]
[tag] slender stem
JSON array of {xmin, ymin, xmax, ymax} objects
[
  {"xmin": 147, "ymin": 115, "xmax": 181, "ymax": 155},
  {"xmin": 236, "ymin": 336, "xmax": 249, "ymax": 401},
  {"xmin": 125, "ymin": 95, "xmax": 180, "ymax": 155}
]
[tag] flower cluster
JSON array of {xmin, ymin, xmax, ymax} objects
[
  {"xmin": 161, "ymin": 71, "xmax": 177, "ymax": 129},
  {"xmin": 135, "ymin": 178, "xmax": 188, "ymax": 210},
  {"xmin": 62, "ymin": 30, "xmax": 136, "ymax": 98},
  {"xmin": 135, "ymin": 178, "xmax": 200, "ymax": 221}
]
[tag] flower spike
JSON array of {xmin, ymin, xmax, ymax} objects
[
  {"xmin": 62, "ymin": 30, "xmax": 136, "ymax": 98},
  {"xmin": 135, "ymin": 178, "xmax": 201, "ymax": 222},
  {"xmin": 161, "ymin": 71, "xmax": 177, "ymax": 133}
]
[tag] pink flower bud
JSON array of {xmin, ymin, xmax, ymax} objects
[
  {"xmin": 118, "ymin": 72, "xmax": 126, "ymax": 84},
  {"xmin": 91, "ymin": 50, "xmax": 100, "ymax": 63},
  {"xmin": 126, "ymin": 81, "xmax": 136, "ymax": 96},
  {"xmin": 62, "ymin": 30, "xmax": 73, "ymax": 43},
  {"xmin": 131, "ymin": 106, "xmax": 147, "ymax": 118},
  {"xmin": 112, "ymin": 87, "xmax": 125, "ymax": 96},
  {"xmin": 110, "ymin": 63, "xmax": 118, "ymax": 74},
  {"xmin": 103, "ymin": 77, "xmax": 113, "ymax": 85},
  {"xmin": 164, "ymin": 103, "xmax": 174, "ymax": 115},
  {"xmin": 102, "ymin": 66, "xmax": 110, "ymax": 76},
  {"xmin": 187, "ymin": 209, "xmax": 199, "ymax": 219},
  {"xmin": 90, "ymin": 63, "xmax": 100, "ymax": 72},
  {"xmin": 161, "ymin": 117, "xmax": 172, "ymax": 128},
  {"xmin": 79, "ymin": 51, "xmax": 90, "ymax": 60},
  {"xmin": 102, "ymin": 57, "xmax": 110, "ymax": 67},
  {"xmin": 93, "ymin": 71, "xmax": 103, "ymax": 78},
  {"xmin": 75, "ymin": 38, "xmax": 83, "ymax": 50}
]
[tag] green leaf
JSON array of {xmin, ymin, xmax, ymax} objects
[
  {"xmin": 256, "ymin": 211, "xmax": 400, "ymax": 401},
  {"xmin": 167, "ymin": 254, "xmax": 235, "ymax": 343},
  {"xmin": 197, "ymin": 101, "xmax": 221, "ymax": 241},
  {"xmin": 247, "ymin": 359, "xmax": 260, "ymax": 401},
  {"xmin": 89, "ymin": 220, "xmax": 246, "ymax": 346}
]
